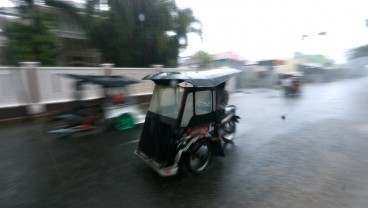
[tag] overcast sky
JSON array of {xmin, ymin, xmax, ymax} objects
[
  {"xmin": 2, "ymin": 0, "xmax": 368, "ymax": 63},
  {"xmin": 176, "ymin": 0, "xmax": 368, "ymax": 63}
]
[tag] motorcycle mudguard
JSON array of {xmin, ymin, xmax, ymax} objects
[{"xmin": 212, "ymin": 140, "xmax": 225, "ymax": 157}]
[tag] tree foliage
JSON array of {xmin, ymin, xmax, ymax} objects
[
  {"xmin": 4, "ymin": 11, "xmax": 61, "ymax": 66},
  {"xmin": 294, "ymin": 53, "xmax": 335, "ymax": 66},
  {"xmin": 91, "ymin": 0, "xmax": 201, "ymax": 67},
  {"xmin": 4, "ymin": 0, "xmax": 201, "ymax": 67},
  {"xmin": 192, "ymin": 51, "xmax": 212, "ymax": 68},
  {"xmin": 306, "ymin": 54, "xmax": 335, "ymax": 66}
]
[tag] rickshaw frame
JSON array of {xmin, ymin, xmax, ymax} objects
[
  {"xmin": 64, "ymin": 74, "xmax": 145, "ymax": 125},
  {"xmin": 45, "ymin": 74, "xmax": 145, "ymax": 138},
  {"xmin": 135, "ymin": 68, "xmax": 241, "ymax": 176}
]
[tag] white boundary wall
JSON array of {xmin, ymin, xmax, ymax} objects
[
  {"xmin": 0, "ymin": 63, "xmax": 239, "ymax": 113},
  {"xmin": 0, "ymin": 67, "xmax": 27, "ymax": 107}
]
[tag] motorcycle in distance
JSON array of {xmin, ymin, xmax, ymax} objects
[
  {"xmin": 135, "ymin": 68, "xmax": 241, "ymax": 176},
  {"xmin": 281, "ymin": 73, "xmax": 303, "ymax": 97},
  {"xmin": 44, "ymin": 74, "xmax": 145, "ymax": 139}
]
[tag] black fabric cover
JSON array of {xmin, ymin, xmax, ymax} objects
[{"xmin": 138, "ymin": 111, "xmax": 177, "ymax": 166}]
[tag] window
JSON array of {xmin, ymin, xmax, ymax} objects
[
  {"xmin": 195, "ymin": 90, "xmax": 212, "ymax": 115},
  {"xmin": 181, "ymin": 93, "xmax": 193, "ymax": 127},
  {"xmin": 1, "ymin": 74, "xmax": 14, "ymax": 98},
  {"xmin": 149, "ymin": 85, "xmax": 184, "ymax": 119},
  {"xmin": 51, "ymin": 74, "xmax": 62, "ymax": 94}
]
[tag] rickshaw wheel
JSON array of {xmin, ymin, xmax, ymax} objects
[
  {"xmin": 186, "ymin": 139, "xmax": 212, "ymax": 174},
  {"xmin": 222, "ymin": 120, "xmax": 236, "ymax": 143},
  {"xmin": 114, "ymin": 114, "xmax": 135, "ymax": 131},
  {"xmin": 43, "ymin": 119, "xmax": 70, "ymax": 139}
]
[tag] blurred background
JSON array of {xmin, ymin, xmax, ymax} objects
[
  {"xmin": 2, "ymin": 1, "xmax": 368, "ymax": 207},
  {"xmin": 1, "ymin": 0, "xmax": 368, "ymax": 119},
  {"xmin": 1, "ymin": 0, "xmax": 368, "ymax": 66}
]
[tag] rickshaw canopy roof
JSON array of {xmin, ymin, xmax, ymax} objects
[
  {"xmin": 143, "ymin": 68, "xmax": 241, "ymax": 87},
  {"xmin": 65, "ymin": 74, "xmax": 139, "ymax": 88}
]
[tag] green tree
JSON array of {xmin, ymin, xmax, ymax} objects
[
  {"xmin": 4, "ymin": 0, "xmax": 89, "ymax": 65},
  {"xmin": 192, "ymin": 51, "xmax": 212, "ymax": 68},
  {"xmin": 96, "ymin": 0, "xmax": 201, "ymax": 67},
  {"xmin": 5, "ymin": 0, "xmax": 201, "ymax": 67},
  {"xmin": 4, "ymin": 11, "xmax": 61, "ymax": 66},
  {"xmin": 6, "ymin": 0, "xmax": 108, "ymax": 65},
  {"xmin": 306, "ymin": 54, "xmax": 335, "ymax": 66}
]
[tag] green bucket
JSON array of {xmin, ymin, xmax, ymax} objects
[{"xmin": 114, "ymin": 114, "xmax": 135, "ymax": 130}]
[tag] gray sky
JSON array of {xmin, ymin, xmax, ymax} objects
[
  {"xmin": 1, "ymin": 0, "xmax": 13, "ymax": 7},
  {"xmin": 2, "ymin": 0, "xmax": 368, "ymax": 63},
  {"xmin": 176, "ymin": 0, "xmax": 368, "ymax": 63}
]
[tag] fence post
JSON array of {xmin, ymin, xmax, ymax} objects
[
  {"xmin": 101, "ymin": 63, "xmax": 114, "ymax": 76},
  {"xmin": 20, "ymin": 62, "xmax": 45, "ymax": 114}
]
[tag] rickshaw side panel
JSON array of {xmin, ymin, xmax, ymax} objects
[{"xmin": 138, "ymin": 111, "xmax": 177, "ymax": 166}]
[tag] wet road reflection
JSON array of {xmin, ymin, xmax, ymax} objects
[{"xmin": 1, "ymin": 77, "xmax": 368, "ymax": 207}]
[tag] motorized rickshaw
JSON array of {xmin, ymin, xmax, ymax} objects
[
  {"xmin": 280, "ymin": 72, "xmax": 303, "ymax": 96},
  {"xmin": 135, "ymin": 68, "xmax": 241, "ymax": 176},
  {"xmin": 45, "ymin": 74, "xmax": 145, "ymax": 138}
]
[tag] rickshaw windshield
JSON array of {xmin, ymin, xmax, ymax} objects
[{"xmin": 148, "ymin": 85, "xmax": 184, "ymax": 119}]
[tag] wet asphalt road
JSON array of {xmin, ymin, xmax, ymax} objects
[{"xmin": 1, "ymin": 77, "xmax": 368, "ymax": 208}]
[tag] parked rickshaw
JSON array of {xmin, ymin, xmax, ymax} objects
[
  {"xmin": 135, "ymin": 68, "xmax": 241, "ymax": 176},
  {"xmin": 45, "ymin": 74, "xmax": 145, "ymax": 139}
]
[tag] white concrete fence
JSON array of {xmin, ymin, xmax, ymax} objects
[{"xmin": 0, "ymin": 62, "xmax": 238, "ymax": 117}]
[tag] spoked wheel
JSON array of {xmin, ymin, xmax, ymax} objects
[
  {"xmin": 222, "ymin": 120, "xmax": 236, "ymax": 143},
  {"xmin": 113, "ymin": 114, "xmax": 135, "ymax": 131},
  {"xmin": 186, "ymin": 139, "xmax": 212, "ymax": 174},
  {"xmin": 44, "ymin": 119, "xmax": 71, "ymax": 139}
]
